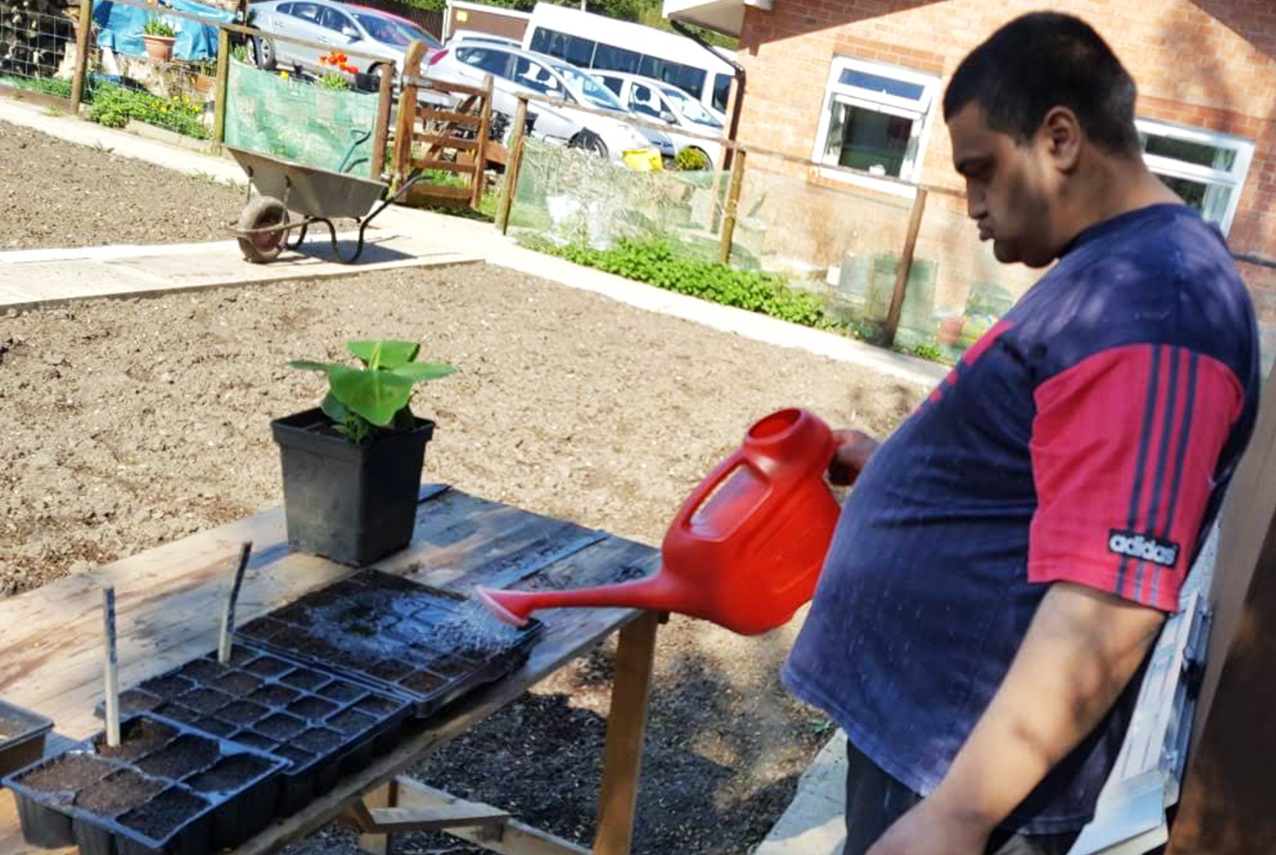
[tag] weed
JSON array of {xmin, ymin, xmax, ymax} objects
[
  {"xmin": 90, "ymin": 140, "xmax": 114, "ymax": 154},
  {"xmin": 87, "ymin": 83, "xmax": 207, "ymax": 139}
]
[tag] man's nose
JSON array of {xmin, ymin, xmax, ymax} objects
[{"xmin": 967, "ymin": 190, "xmax": 987, "ymax": 221}]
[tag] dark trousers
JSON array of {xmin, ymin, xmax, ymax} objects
[{"xmin": 843, "ymin": 740, "xmax": 1079, "ymax": 855}]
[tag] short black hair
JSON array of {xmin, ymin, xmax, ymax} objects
[{"xmin": 943, "ymin": 12, "xmax": 1140, "ymax": 156}]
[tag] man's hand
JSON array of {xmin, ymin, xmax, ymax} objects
[
  {"xmin": 866, "ymin": 797, "xmax": 990, "ymax": 855},
  {"xmin": 829, "ymin": 429, "xmax": 880, "ymax": 486}
]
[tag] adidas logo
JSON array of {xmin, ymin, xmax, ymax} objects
[{"xmin": 1108, "ymin": 530, "xmax": 1179, "ymax": 568}]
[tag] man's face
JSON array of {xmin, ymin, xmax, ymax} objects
[{"xmin": 948, "ymin": 103, "xmax": 1059, "ymax": 268}]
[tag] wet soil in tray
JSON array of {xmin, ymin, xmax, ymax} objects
[
  {"xmin": 135, "ymin": 734, "xmax": 221, "ymax": 779},
  {"xmin": 15, "ymin": 753, "xmax": 114, "ymax": 792},
  {"xmin": 93, "ymin": 718, "xmax": 178, "ymax": 762},
  {"xmin": 243, "ymin": 569, "xmax": 543, "ymax": 715},
  {"xmin": 118, "ymin": 787, "xmax": 211, "ymax": 842},
  {"xmin": 74, "ymin": 768, "xmax": 166, "ymax": 815},
  {"xmin": 185, "ymin": 754, "xmax": 276, "ymax": 795}
]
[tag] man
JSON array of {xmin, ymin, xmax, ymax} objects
[{"xmin": 784, "ymin": 12, "xmax": 1260, "ymax": 855}]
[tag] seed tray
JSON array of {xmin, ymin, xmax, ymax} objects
[
  {"xmin": 0, "ymin": 699, "xmax": 54, "ymax": 779},
  {"xmin": 96, "ymin": 645, "xmax": 411, "ymax": 817},
  {"xmin": 2, "ymin": 713, "xmax": 286, "ymax": 855},
  {"xmin": 237, "ymin": 569, "xmax": 544, "ymax": 717}
]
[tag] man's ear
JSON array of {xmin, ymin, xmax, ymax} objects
[{"xmin": 1040, "ymin": 106, "xmax": 1082, "ymax": 172}]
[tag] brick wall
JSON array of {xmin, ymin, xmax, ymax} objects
[{"xmin": 732, "ymin": 0, "xmax": 1276, "ymax": 360}]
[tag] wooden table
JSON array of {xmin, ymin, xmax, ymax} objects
[{"xmin": 0, "ymin": 485, "xmax": 663, "ymax": 855}]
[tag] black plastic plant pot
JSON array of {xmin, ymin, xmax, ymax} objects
[
  {"xmin": 271, "ymin": 408, "xmax": 436, "ymax": 566},
  {"xmin": 0, "ymin": 699, "xmax": 54, "ymax": 779},
  {"xmin": 2, "ymin": 713, "xmax": 287, "ymax": 855}
]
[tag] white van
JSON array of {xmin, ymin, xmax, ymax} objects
[
  {"xmin": 590, "ymin": 69, "xmax": 724, "ymax": 166},
  {"xmin": 521, "ymin": 2, "xmax": 734, "ymax": 121}
]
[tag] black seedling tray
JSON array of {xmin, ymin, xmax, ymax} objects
[
  {"xmin": 236, "ymin": 569, "xmax": 544, "ymax": 717},
  {"xmin": 0, "ymin": 699, "xmax": 54, "ymax": 779},
  {"xmin": 2, "ymin": 712, "xmax": 286, "ymax": 855},
  {"xmin": 95, "ymin": 645, "xmax": 412, "ymax": 817}
]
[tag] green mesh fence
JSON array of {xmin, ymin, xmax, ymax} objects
[{"xmin": 225, "ymin": 60, "xmax": 379, "ymax": 174}]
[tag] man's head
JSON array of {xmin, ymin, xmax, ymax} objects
[{"xmin": 944, "ymin": 13, "xmax": 1143, "ymax": 267}]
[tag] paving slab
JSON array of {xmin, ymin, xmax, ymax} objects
[{"xmin": 754, "ymin": 731, "xmax": 847, "ymax": 855}]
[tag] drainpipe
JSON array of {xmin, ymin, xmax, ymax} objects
[{"xmin": 670, "ymin": 19, "xmax": 744, "ymax": 169}]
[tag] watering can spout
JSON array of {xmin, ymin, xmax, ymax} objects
[{"xmin": 475, "ymin": 576, "xmax": 687, "ymax": 628}]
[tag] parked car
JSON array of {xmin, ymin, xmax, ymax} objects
[
  {"xmin": 249, "ymin": 0, "xmax": 441, "ymax": 82},
  {"xmin": 444, "ymin": 29, "xmax": 523, "ymax": 50},
  {"xmin": 426, "ymin": 44, "xmax": 671, "ymax": 163},
  {"xmin": 590, "ymin": 69, "xmax": 724, "ymax": 167}
]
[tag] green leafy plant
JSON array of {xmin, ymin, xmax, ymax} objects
[
  {"xmin": 87, "ymin": 83, "xmax": 207, "ymax": 138},
  {"xmin": 231, "ymin": 43, "xmax": 249, "ymax": 63},
  {"xmin": 290, "ymin": 341, "xmax": 455, "ymax": 442},
  {"xmin": 318, "ymin": 72, "xmax": 353, "ymax": 91},
  {"xmin": 672, "ymin": 147, "xmax": 709, "ymax": 171},
  {"xmin": 142, "ymin": 17, "xmax": 177, "ymax": 37}
]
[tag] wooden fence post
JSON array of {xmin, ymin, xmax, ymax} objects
[
  {"xmin": 496, "ymin": 96, "xmax": 529, "ymax": 235},
  {"xmin": 392, "ymin": 40, "xmax": 426, "ymax": 185},
  {"xmin": 212, "ymin": 27, "xmax": 231, "ymax": 146},
  {"xmin": 371, "ymin": 62, "xmax": 395, "ymax": 181},
  {"xmin": 882, "ymin": 187, "xmax": 929, "ymax": 349},
  {"xmin": 717, "ymin": 149, "xmax": 747, "ymax": 266},
  {"xmin": 68, "ymin": 0, "xmax": 93, "ymax": 114},
  {"xmin": 470, "ymin": 73, "xmax": 493, "ymax": 211}
]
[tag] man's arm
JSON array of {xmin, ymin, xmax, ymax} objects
[{"xmin": 867, "ymin": 582, "xmax": 1164, "ymax": 855}]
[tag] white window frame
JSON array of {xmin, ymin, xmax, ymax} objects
[
  {"xmin": 1135, "ymin": 117, "xmax": 1254, "ymax": 236},
  {"xmin": 811, "ymin": 55, "xmax": 940, "ymax": 198}
]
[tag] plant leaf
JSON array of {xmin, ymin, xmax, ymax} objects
[
  {"xmin": 328, "ymin": 364, "xmax": 413, "ymax": 427},
  {"xmin": 288, "ymin": 360, "xmax": 339, "ymax": 373},
  {"xmin": 320, "ymin": 391, "xmax": 349, "ymax": 423},
  {"xmin": 389, "ymin": 363, "xmax": 455, "ymax": 383},
  {"xmin": 347, "ymin": 341, "xmax": 419, "ymax": 369}
]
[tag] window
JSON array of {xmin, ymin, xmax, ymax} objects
[
  {"xmin": 529, "ymin": 28, "xmax": 596, "ymax": 67},
  {"xmin": 711, "ymin": 72, "xmax": 731, "ymax": 114},
  {"xmin": 637, "ymin": 55, "xmax": 705, "ymax": 99},
  {"xmin": 598, "ymin": 75, "xmax": 623, "ymax": 97},
  {"xmin": 289, "ymin": 2, "xmax": 321, "ymax": 22},
  {"xmin": 593, "ymin": 44, "xmax": 641, "ymax": 76},
  {"xmin": 319, "ymin": 7, "xmax": 358, "ymax": 38},
  {"xmin": 1136, "ymin": 118, "xmax": 1254, "ymax": 235},
  {"xmin": 812, "ymin": 56, "xmax": 939, "ymax": 193},
  {"xmin": 513, "ymin": 57, "xmax": 559, "ymax": 95},
  {"xmin": 628, "ymin": 82, "xmax": 664, "ymax": 120},
  {"xmin": 456, "ymin": 47, "xmax": 512, "ymax": 79}
]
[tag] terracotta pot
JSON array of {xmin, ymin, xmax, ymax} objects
[
  {"xmin": 142, "ymin": 34, "xmax": 176, "ymax": 63},
  {"xmin": 936, "ymin": 316, "xmax": 966, "ymax": 346}
]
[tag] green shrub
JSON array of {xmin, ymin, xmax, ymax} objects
[
  {"xmin": 533, "ymin": 237, "xmax": 841, "ymax": 330},
  {"xmin": 318, "ymin": 72, "xmax": 352, "ymax": 91},
  {"xmin": 0, "ymin": 75, "xmax": 72, "ymax": 98},
  {"xmin": 87, "ymin": 83, "xmax": 207, "ymax": 139},
  {"xmin": 142, "ymin": 17, "xmax": 177, "ymax": 37},
  {"xmin": 672, "ymin": 147, "xmax": 709, "ymax": 171}
]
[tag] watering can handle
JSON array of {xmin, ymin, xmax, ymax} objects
[{"xmin": 672, "ymin": 448, "xmax": 752, "ymax": 532}]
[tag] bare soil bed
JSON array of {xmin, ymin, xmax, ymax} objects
[
  {"xmin": 0, "ymin": 122, "xmax": 245, "ymax": 249},
  {"xmin": 0, "ymin": 123, "xmax": 929, "ymax": 854}
]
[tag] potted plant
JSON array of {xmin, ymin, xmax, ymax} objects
[
  {"xmin": 274, "ymin": 341, "xmax": 455, "ymax": 566},
  {"xmin": 141, "ymin": 16, "xmax": 177, "ymax": 62}
]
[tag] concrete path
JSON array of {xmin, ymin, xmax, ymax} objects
[{"xmin": 755, "ymin": 733, "xmax": 847, "ymax": 855}]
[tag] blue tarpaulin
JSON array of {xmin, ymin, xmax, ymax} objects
[{"xmin": 93, "ymin": 0, "xmax": 234, "ymax": 61}]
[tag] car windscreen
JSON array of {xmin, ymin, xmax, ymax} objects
[
  {"xmin": 354, "ymin": 13, "xmax": 410, "ymax": 46},
  {"xmin": 390, "ymin": 20, "xmax": 442, "ymax": 49},
  {"xmin": 661, "ymin": 85, "xmax": 722, "ymax": 129},
  {"xmin": 552, "ymin": 62, "xmax": 625, "ymax": 112}
]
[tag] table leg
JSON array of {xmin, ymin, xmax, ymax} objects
[
  {"xmin": 358, "ymin": 778, "xmax": 400, "ymax": 855},
  {"xmin": 592, "ymin": 610, "xmax": 659, "ymax": 855}
]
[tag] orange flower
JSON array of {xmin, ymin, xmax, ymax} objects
[{"xmin": 340, "ymin": 63, "xmax": 357, "ymax": 74}]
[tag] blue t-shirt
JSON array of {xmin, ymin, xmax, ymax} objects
[{"xmin": 783, "ymin": 204, "xmax": 1259, "ymax": 834}]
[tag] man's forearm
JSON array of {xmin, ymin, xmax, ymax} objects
[{"xmin": 928, "ymin": 582, "xmax": 1165, "ymax": 831}]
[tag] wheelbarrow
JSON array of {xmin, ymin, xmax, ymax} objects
[{"xmin": 227, "ymin": 136, "xmax": 426, "ymax": 264}]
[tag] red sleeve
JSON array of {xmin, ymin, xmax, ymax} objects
[{"xmin": 1027, "ymin": 344, "xmax": 1243, "ymax": 612}]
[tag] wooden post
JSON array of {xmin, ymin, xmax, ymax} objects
[
  {"xmin": 717, "ymin": 149, "xmax": 747, "ymax": 266},
  {"xmin": 470, "ymin": 73, "xmax": 493, "ymax": 211},
  {"xmin": 592, "ymin": 611, "xmax": 659, "ymax": 855},
  {"xmin": 1165, "ymin": 365, "xmax": 1276, "ymax": 855},
  {"xmin": 717, "ymin": 74, "xmax": 739, "ymax": 173},
  {"xmin": 68, "ymin": 0, "xmax": 93, "ymax": 114},
  {"xmin": 212, "ymin": 27, "xmax": 231, "ymax": 146},
  {"xmin": 357, "ymin": 778, "xmax": 400, "ymax": 855},
  {"xmin": 882, "ymin": 187, "xmax": 928, "ymax": 348},
  {"xmin": 371, "ymin": 62, "xmax": 395, "ymax": 181},
  {"xmin": 495, "ymin": 95, "xmax": 528, "ymax": 234},
  {"xmin": 392, "ymin": 41, "xmax": 427, "ymax": 185}
]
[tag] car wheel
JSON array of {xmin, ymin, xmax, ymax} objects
[
  {"xmin": 569, "ymin": 130, "xmax": 608, "ymax": 159},
  {"xmin": 253, "ymin": 36, "xmax": 276, "ymax": 70}
]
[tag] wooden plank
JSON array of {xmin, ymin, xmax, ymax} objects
[
  {"xmin": 497, "ymin": 97, "xmax": 529, "ymax": 235},
  {"xmin": 393, "ymin": 40, "xmax": 427, "ymax": 183},
  {"xmin": 418, "ymin": 134, "xmax": 480, "ymax": 151},
  {"xmin": 357, "ymin": 780, "xmax": 397, "ymax": 855},
  {"xmin": 212, "ymin": 28, "xmax": 231, "ymax": 145},
  {"xmin": 411, "ymin": 158, "xmax": 476, "ymax": 174},
  {"xmin": 371, "ymin": 64, "xmax": 395, "ymax": 181},
  {"xmin": 592, "ymin": 610, "xmax": 659, "ymax": 855},
  {"xmin": 419, "ymin": 107, "xmax": 481, "ymax": 126},
  {"xmin": 404, "ymin": 75, "xmax": 486, "ymax": 98},
  {"xmin": 409, "ymin": 184, "xmax": 473, "ymax": 200},
  {"xmin": 0, "ymin": 499, "xmax": 656, "ymax": 855},
  {"xmin": 471, "ymin": 74, "xmax": 494, "ymax": 210},
  {"xmin": 717, "ymin": 149, "xmax": 747, "ymax": 265},
  {"xmin": 69, "ymin": 0, "xmax": 93, "ymax": 113},
  {"xmin": 882, "ymin": 187, "xmax": 929, "ymax": 348},
  {"xmin": 366, "ymin": 804, "xmax": 509, "ymax": 832},
  {"xmin": 395, "ymin": 778, "xmax": 590, "ymax": 855}
]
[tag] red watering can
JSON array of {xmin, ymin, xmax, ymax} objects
[{"xmin": 476, "ymin": 408, "xmax": 842, "ymax": 635}]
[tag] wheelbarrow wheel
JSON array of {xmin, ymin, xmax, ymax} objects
[{"xmin": 237, "ymin": 196, "xmax": 290, "ymax": 264}]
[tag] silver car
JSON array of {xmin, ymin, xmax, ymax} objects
[
  {"xmin": 249, "ymin": 0, "xmax": 442, "ymax": 83},
  {"xmin": 426, "ymin": 43, "xmax": 670, "ymax": 163}
]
